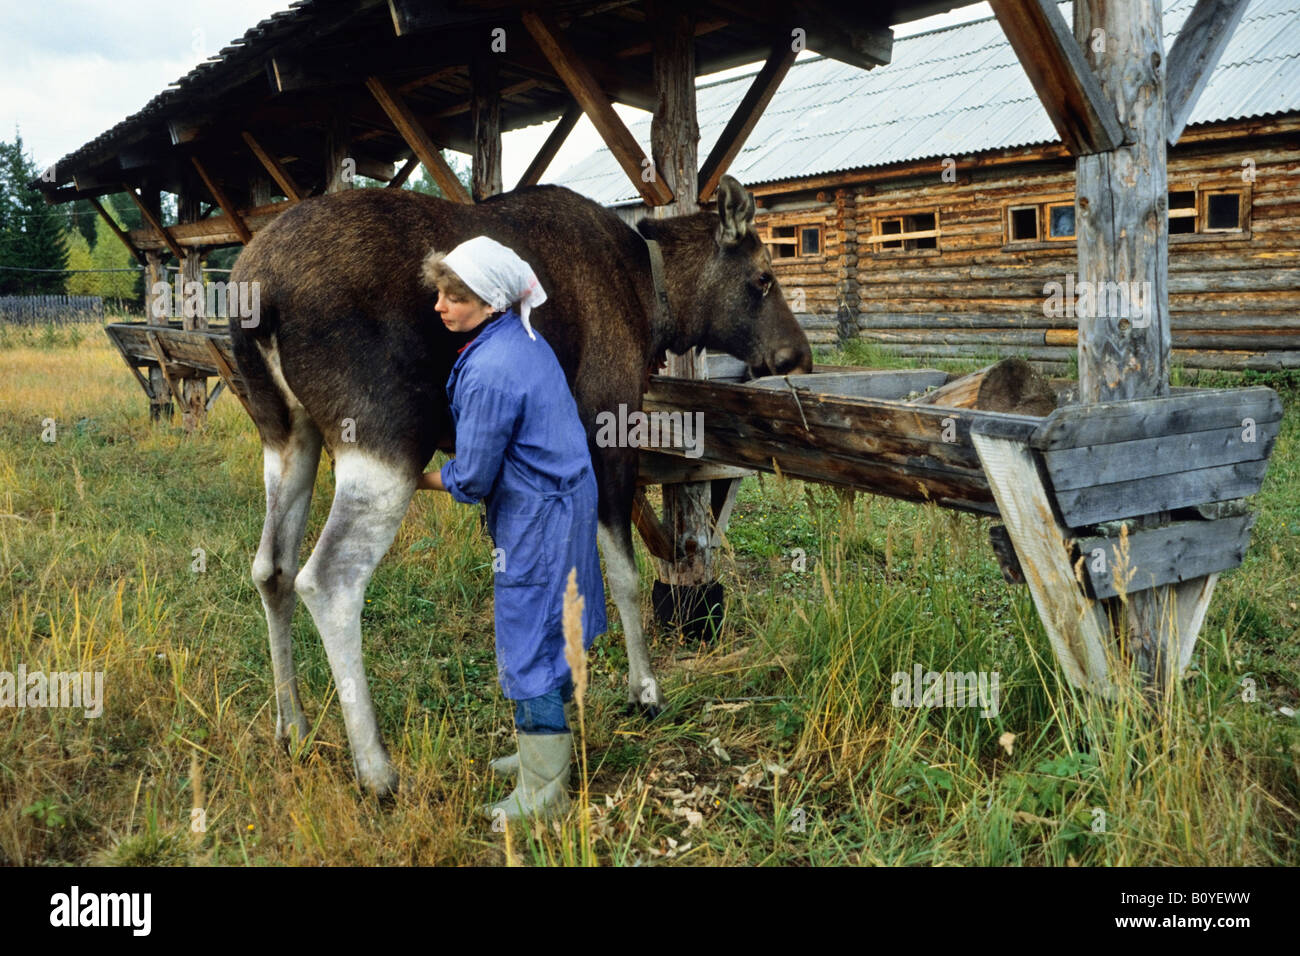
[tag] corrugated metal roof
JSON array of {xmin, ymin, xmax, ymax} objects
[{"xmin": 547, "ymin": 0, "xmax": 1300, "ymax": 206}]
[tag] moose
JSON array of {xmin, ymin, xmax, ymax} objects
[{"xmin": 228, "ymin": 174, "xmax": 812, "ymax": 795}]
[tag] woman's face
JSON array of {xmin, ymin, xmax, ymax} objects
[{"xmin": 435, "ymin": 288, "xmax": 494, "ymax": 333}]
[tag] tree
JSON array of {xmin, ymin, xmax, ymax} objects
[
  {"xmin": 0, "ymin": 129, "xmax": 68, "ymax": 294},
  {"xmin": 89, "ymin": 215, "xmax": 138, "ymax": 304},
  {"xmin": 64, "ymin": 227, "xmax": 95, "ymax": 295}
]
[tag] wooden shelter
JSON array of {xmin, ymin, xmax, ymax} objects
[{"xmin": 34, "ymin": 0, "xmax": 1282, "ymax": 693}]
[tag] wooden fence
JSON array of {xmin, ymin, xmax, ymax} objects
[{"xmin": 0, "ymin": 295, "xmax": 106, "ymax": 325}]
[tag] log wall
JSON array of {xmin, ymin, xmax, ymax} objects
[{"xmin": 757, "ymin": 123, "xmax": 1300, "ymax": 371}]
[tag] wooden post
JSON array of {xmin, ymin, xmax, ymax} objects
[
  {"xmin": 471, "ymin": 51, "xmax": 502, "ymax": 200},
  {"xmin": 325, "ymin": 113, "xmax": 352, "ymax": 194},
  {"xmin": 143, "ymin": 251, "xmax": 172, "ymax": 422},
  {"xmin": 645, "ymin": 0, "xmax": 722, "ymax": 640},
  {"xmin": 834, "ymin": 187, "xmax": 859, "ymax": 342},
  {"xmin": 177, "ymin": 188, "xmax": 208, "ymax": 431},
  {"xmin": 1073, "ymin": 0, "xmax": 1176, "ymax": 687}
]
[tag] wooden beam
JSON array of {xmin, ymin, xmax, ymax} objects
[
  {"xmin": 364, "ymin": 76, "xmax": 472, "ymax": 203},
  {"xmin": 971, "ymin": 429, "xmax": 1112, "ymax": 693},
  {"xmin": 387, "ymin": 155, "xmax": 418, "ymax": 189},
  {"xmin": 518, "ymin": 104, "xmax": 582, "ymax": 188},
  {"xmin": 86, "ymin": 197, "xmax": 143, "ymax": 262},
  {"xmin": 1166, "ymin": 0, "xmax": 1250, "ymax": 145},
  {"xmin": 471, "ymin": 53, "xmax": 502, "ymax": 200},
  {"xmin": 988, "ymin": 0, "xmax": 1123, "ymax": 156},
  {"xmin": 241, "ymin": 131, "xmax": 305, "ymax": 202},
  {"xmin": 203, "ymin": 339, "xmax": 254, "ymax": 419},
  {"xmin": 698, "ymin": 40, "xmax": 796, "ymax": 202},
  {"xmin": 189, "ymin": 157, "xmax": 252, "ymax": 244},
  {"xmin": 122, "ymin": 185, "xmax": 183, "ymax": 262},
  {"xmin": 522, "ymin": 10, "xmax": 674, "ymax": 206}
]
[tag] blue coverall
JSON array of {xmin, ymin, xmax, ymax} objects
[{"xmin": 439, "ymin": 309, "xmax": 607, "ymax": 712}]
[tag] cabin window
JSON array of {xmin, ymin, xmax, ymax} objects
[
  {"xmin": 1205, "ymin": 191, "xmax": 1243, "ymax": 232},
  {"xmin": 768, "ymin": 225, "xmax": 798, "ymax": 259},
  {"xmin": 1008, "ymin": 206, "xmax": 1039, "ymax": 242},
  {"xmin": 870, "ymin": 211, "xmax": 939, "ymax": 253},
  {"xmin": 801, "ymin": 226, "xmax": 821, "ymax": 255},
  {"xmin": 1167, "ymin": 185, "xmax": 1250, "ymax": 238},
  {"xmin": 1046, "ymin": 203, "xmax": 1075, "ymax": 239},
  {"xmin": 1169, "ymin": 189, "xmax": 1197, "ymax": 234},
  {"xmin": 763, "ymin": 222, "xmax": 823, "ymax": 260}
]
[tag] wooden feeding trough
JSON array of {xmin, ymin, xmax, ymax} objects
[
  {"xmin": 104, "ymin": 320, "xmax": 250, "ymax": 423},
  {"xmin": 638, "ymin": 363, "xmax": 1282, "ymax": 692}
]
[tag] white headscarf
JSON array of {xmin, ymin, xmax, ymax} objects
[{"xmin": 442, "ymin": 235, "xmax": 547, "ymax": 341}]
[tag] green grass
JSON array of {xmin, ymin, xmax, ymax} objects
[{"xmin": 1, "ymin": 326, "xmax": 1297, "ymax": 865}]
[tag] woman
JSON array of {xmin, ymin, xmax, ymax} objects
[{"xmin": 417, "ymin": 235, "xmax": 605, "ymax": 822}]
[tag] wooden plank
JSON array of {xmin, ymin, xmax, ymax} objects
[
  {"xmin": 698, "ymin": 40, "xmax": 796, "ymax": 202},
  {"xmin": 637, "ymin": 452, "xmax": 752, "ymax": 486},
  {"xmin": 122, "ymin": 186, "xmax": 183, "ymax": 261},
  {"xmin": 518, "ymin": 104, "xmax": 581, "ymax": 188},
  {"xmin": 189, "ymin": 157, "xmax": 252, "ymax": 244},
  {"xmin": 364, "ymin": 76, "xmax": 471, "ymax": 204},
  {"xmin": 988, "ymin": 0, "xmax": 1122, "ymax": 155},
  {"xmin": 709, "ymin": 476, "xmax": 742, "ymax": 548},
  {"xmin": 1166, "ymin": 0, "xmax": 1251, "ymax": 145},
  {"xmin": 1073, "ymin": 514, "xmax": 1255, "ymax": 599},
  {"xmin": 86, "ymin": 197, "xmax": 142, "ymax": 262},
  {"xmin": 1175, "ymin": 572, "xmax": 1218, "ymax": 674},
  {"xmin": 1031, "ymin": 387, "xmax": 1282, "ymax": 450},
  {"xmin": 632, "ymin": 489, "xmax": 674, "ymax": 561},
  {"xmin": 240, "ymin": 131, "xmax": 304, "ymax": 203},
  {"xmin": 387, "ymin": 155, "xmax": 418, "ymax": 189},
  {"xmin": 103, "ymin": 326, "xmax": 153, "ymax": 398},
  {"xmin": 144, "ymin": 331, "xmax": 186, "ymax": 406},
  {"xmin": 203, "ymin": 339, "xmax": 254, "ymax": 418},
  {"xmin": 744, "ymin": 369, "xmax": 949, "ymax": 399},
  {"xmin": 205, "ymin": 379, "xmax": 226, "ymax": 412},
  {"xmin": 1044, "ymin": 421, "xmax": 1279, "ymax": 491},
  {"xmin": 522, "ymin": 10, "xmax": 673, "ymax": 207},
  {"xmin": 1054, "ymin": 459, "xmax": 1271, "ymax": 529},
  {"xmin": 971, "ymin": 431, "xmax": 1112, "ymax": 692}
]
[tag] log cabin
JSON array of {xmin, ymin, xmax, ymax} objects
[{"xmin": 550, "ymin": 0, "xmax": 1300, "ymax": 373}]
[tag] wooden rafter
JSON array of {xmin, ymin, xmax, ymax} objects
[
  {"xmin": 989, "ymin": 0, "xmax": 1123, "ymax": 156},
  {"xmin": 364, "ymin": 76, "xmax": 472, "ymax": 203},
  {"xmin": 86, "ymin": 197, "xmax": 143, "ymax": 262},
  {"xmin": 189, "ymin": 157, "xmax": 252, "ymax": 244},
  {"xmin": 241, "ymin": 131, "xmax": 305, "ymax": 202},
  {"xmin": 518, "ymin": 104, "xmax": 582, "ymax": 187},
  {"xmin": 122, "ymin": 185, "xmax": 183, "ymax": 261},
  {"xmin": 387, "ymin": 155, "xmax": 419, "ymax": 189},
  {"xmin": 522, "ymin": 10, "xmax": 673, "ymax": 206},
  {"xmin": 698, "ymin": 39, "xmax": 797, "ymax": 202},
  {"xmin": 1165, "ymin": 0, "xmax": 1250, "ymax": 145}
]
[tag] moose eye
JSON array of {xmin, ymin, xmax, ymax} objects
[{"xmin": 752, "ymin": 272, "xmax": 774, "ymax": 297}]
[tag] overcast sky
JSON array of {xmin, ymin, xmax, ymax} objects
[{"xmin": 3, "ymin": 1, "xmax": 992, "ymax": 189}]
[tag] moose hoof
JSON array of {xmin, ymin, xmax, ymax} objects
[{"xmin": 624, "ymin": 700, "xmax": 662, "ymax": 720}]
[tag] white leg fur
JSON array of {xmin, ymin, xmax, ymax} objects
[
  {"xmin": 294, "ymin": 451, "xmax": 415, "ymax": 796},
  {"xmin": 598, "ymin": 522, "xmax": 661, "ymax": 710},
  {"xmin": 251, "ymin": 409, "xmax": 322, "ymax": 751}
]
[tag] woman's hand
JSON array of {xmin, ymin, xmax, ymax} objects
[{"xmin": 417, "ymin": 469, "xmax": 446, "ymax": 492}]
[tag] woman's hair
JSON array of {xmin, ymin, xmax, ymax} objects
[{"xmin": 421, "ymin": 250, "xmax": 488, "ymax": 306}]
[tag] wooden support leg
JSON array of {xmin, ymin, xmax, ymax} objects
[
  {"xmin": 148, "ymin": 366, "xmax": 173, "ymax": 422},
  {"xmin": 972, "ymin": 431, "xmax": 1112, "ymax": 693}
]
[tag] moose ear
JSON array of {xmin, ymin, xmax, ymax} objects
[{"xmin": 716, "ymin": 175, "xmax": 757, "ymax": 249}]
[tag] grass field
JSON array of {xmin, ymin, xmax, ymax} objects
[{"xmin": 1, "ymin": 323, "xmax": 1297, "ymax": 866}]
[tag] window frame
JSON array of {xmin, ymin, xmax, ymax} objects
[
  {"xmin": 1044, "ymin": 201, "xmax": 1076, "ymax": 241},
  {"xmin": 1006, "ymin": 204, "xmax": 1041, "ymax": 243},
  {"xmin": 760, "ymin": 218, "xmax": 827, "ymax": 263},
  {"xmin": 869, "ymin": 209, "xmax": 941, "ymax": 255}
]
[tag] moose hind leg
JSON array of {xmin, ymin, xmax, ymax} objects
[
  {"xmin": 598, "ymin": 521, "xmax": 661, "ymax": 714},
  {"xmin": 294, "ymin": 452, "xmax": 416, "ymax": 796},
  {"xmin": 251, "ymin": 415, "xmax": 322, "ymax": 752}
]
